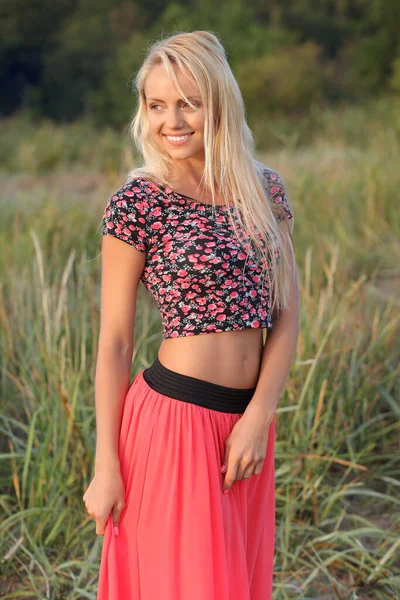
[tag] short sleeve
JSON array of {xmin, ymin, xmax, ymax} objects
[
  {"xmin": 262, "ymin": 167, "xmax": 294, "ymax": 223},
  {"xmin": 101, "ymin": 181, "xmax": 149, "ymax": 253}
]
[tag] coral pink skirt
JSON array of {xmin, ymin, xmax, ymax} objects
[{"xmin": 96, "ymin": 356, "xmax": 276, "ymax": 600}]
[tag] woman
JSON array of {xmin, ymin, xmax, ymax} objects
[{"xmin": 84, "ymin": 30, "xmax": 300, "ymax": 600}]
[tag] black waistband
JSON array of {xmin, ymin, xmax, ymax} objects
[{"xmin": 142, "ymin": 355, "xmax": 257, "ymax": 414}]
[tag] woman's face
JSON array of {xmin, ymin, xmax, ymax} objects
[{"xmin": 144, "ymin": 63, "xmax": 205, "ymax": 162}]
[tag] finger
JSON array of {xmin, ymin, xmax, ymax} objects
[
  {"xmin": 112, "ymin": 506, "xmax": 124, "ymax": 537},
  {"xmin": 253, "ymin": 460, "xmax": 264, "ymax": 476},
  {"xmin": 236, "ymin": 460, "xmax": 249, "ymax": 481},
  {"xmin": 96, "ymin": 517, "xmax": 108, "ymax": 537},
  {"xmin": 241, "ymin": 462, "xmax": 256, "ymax": 479},
  {"xmin": 112, "ymin": 501, "xmax": 125, "ymax": 521},
  {"xmin": 223, "ymin": 459, "xmax": 239, "ymax": 493}
]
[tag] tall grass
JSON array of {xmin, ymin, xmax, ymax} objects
[{"xmin": 0, "ymin": 98, "xmax": 399, "ymax": 598}]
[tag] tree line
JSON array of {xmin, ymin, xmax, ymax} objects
[{"xmin": 1, "ymin": 0, "xmax": 399, "ymax": 128}]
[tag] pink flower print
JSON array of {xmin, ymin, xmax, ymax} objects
[
  {"xmin": 151, "ymin": 222, "xmax": 163, "ymax": 230},
  {"xmin": 150, "ymin": 206, "xmax": 162, "ymax": 217}
]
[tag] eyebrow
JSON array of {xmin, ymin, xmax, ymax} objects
[{"xmin": 146, "ymin": 96, "xmax": 201, "ymax": 102}]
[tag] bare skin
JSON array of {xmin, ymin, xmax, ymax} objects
[{"xmin": 158, "ymin": 328, "xmax": 264, "ymax": 389}]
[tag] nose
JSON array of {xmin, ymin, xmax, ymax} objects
[{"xmin": 164, "ymin": 106, "xmax": 186, "ymax": 129}]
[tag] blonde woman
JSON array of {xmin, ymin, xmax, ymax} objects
[{"xmin": 83, "ymin": 30, "xmax": 300, "ymax": 600}]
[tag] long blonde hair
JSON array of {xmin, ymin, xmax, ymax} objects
[{"xmin": 127, "ymin": 30, "xmax": 295, "ymax": 320}]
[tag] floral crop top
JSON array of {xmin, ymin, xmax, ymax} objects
[{"xmin": 101, "ymin": 165, "xmax": 293, "ymax": 339}]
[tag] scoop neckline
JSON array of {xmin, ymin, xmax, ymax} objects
[{"xmin": 148, "ymin": 179, "xmax": 235, "ymax": 210}]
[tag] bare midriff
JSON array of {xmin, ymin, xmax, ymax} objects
[{"xmin": 158, "ymin": 327, "xmax": 265, "ymax": 388}]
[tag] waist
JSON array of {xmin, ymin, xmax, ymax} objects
[{"xmin": 142, "ymin": 355, "xmax": 257, "ymax": 414}]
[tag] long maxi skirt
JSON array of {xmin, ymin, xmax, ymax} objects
[{"xmin": 96, "ymin": 355, "xmax": 276, "ymax": 600}]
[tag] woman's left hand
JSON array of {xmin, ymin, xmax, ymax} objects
[{"xmin": 221, "ymin": 402, "xmax": 275, "ymax": 493}]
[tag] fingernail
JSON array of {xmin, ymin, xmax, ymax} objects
[
  {"xmin": 114, "ymin": 525, "xmax": 119, "ymax": 536},
  {"xmin": 221, "ymin": 465, "xmax": 226, "ymax": 473},
  {"xmin": 223, "ymin": 489, "xmax": 229, "ymax": 494}
]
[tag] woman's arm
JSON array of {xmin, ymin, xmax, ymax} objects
[
  {"xmin": 94, "ymin": 344, "xmax": 133, "ymax": 472},
  {"xmin": 83, "ymin": 185, "xmax": 149, "ymax": 536},
  {"xmin": 94, "ymin": 235, "xmax": 146, "ymax": 472},
  {"xmin": 83, "ymin": 234, "xmax": 146, "ymax": 536}
]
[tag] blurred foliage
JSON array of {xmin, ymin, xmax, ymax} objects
[
  {"xmin": 1, "ymin": 95, "xmax": 399, "ymax": 174},
  {"xmin": 0, "ymin": 0, "xmax": 399, "ymax": 127},
  {"xmin": 237, "ymin": 42, "xmax": 326, "ymax": 116}
]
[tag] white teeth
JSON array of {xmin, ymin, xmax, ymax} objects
[{"xmin": 166, "ymin": 134, "xmax": 192, "ymax": 141}]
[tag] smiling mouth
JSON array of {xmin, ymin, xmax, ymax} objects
[{"xmin": 163, "ymin": 132, "xmax": 194, "ymax": 136}]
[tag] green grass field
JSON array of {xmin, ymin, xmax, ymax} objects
[{"xmin": 0, "ymin": 97, "xmax": 399, "ymax": 599}]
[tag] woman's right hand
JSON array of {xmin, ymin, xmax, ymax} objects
[{"xmin": 82, "ymin": 465, "xmax": 126, "ymax": 536}]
